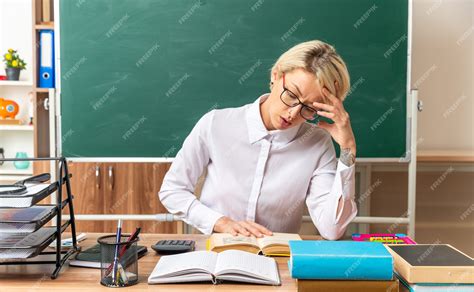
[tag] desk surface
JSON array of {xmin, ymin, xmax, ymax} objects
[{"xmin": 0, "ymin": 233, "xmax": 321, "ymax": 291}]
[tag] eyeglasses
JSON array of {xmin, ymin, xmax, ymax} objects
[{"xmin": 280, "ymin": 74, "xmax": 319, "ymax": 121}]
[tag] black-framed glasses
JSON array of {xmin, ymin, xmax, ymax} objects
[{"xmin": 280, "ymin": 74, "xmax": 319, "ymax": 121}]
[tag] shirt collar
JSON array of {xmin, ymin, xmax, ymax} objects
[{"xmin": 245, "ymin": 93, "xmax": 302, "ymax": 145}]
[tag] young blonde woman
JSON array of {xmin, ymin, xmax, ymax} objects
[{"xmin": 159, "ymin": 40, "xmax": 357, "ymax": 240}]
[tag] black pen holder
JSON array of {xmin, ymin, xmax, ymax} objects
[{"xmin": 98, "ymin": 234, "xmax": 139, "ymax": 287}]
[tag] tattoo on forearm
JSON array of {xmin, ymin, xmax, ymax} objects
[{"xmin": 340, "ymin": 148, "xmax": 355, "ymax": 166}]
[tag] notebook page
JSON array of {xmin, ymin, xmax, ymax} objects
[
  {"xmin": 210, "ymin": 233, "xmax": 259, "ymax": 248},
  {"xmin": 257, "ymin": 232, "xmax": 302, "ymax": 248},
  {"xmin": 214, "ymin": 250, "xmax": 280, "ymax": 285},
  {"xmin": 148, "ymin": 251, "xmax": 217, "ymax": 283}
]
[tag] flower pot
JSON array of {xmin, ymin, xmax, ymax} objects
[{"xmin": 5, "ymin": 67, "xmax": 21, "ymax": 81}]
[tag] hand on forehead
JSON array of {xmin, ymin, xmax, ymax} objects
[{"xmin": 283, "ymin": 69, "xmax": 337, "ymax": 105}]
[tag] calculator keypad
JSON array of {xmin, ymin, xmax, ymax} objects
[{"xmin": 152, "ymin": 239, "xmax": 195, "ymax": 254}]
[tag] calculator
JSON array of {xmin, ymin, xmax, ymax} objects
[{"xmin": 151, "ymin": 240, "xmax": 195, "ymax": 255}]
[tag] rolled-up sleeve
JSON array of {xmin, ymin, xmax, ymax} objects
[
  {"xmin": 305, "ymin": 136, "xmax": 358, "ymax": 240},
  {"xmin": 159, "ymin": 110, "xmax": 224, "ymax": 234}
]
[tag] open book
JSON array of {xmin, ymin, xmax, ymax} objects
[
  {"xmin": 208, "ymin": 232, "xmax": 302, "ymax": 256},
  {"xmin": 148, "ymin": 250, "xmax": 280, "ymax": 285}
]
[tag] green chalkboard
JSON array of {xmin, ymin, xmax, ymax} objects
[{"xmin": 60, "ymin": 0, "xmax": 408, "ymax": 159}]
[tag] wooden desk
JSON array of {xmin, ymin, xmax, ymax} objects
[{"xmin": 0, "ymin": 233, "xmax": 321, "ymax": 291}]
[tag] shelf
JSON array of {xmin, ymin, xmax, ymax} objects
[
  {"xmin": 0, "ymin": 164, "xmax": 33, "ymax": 183},
  {"xmin": 0, "ymin": 181, "xmax": 58, "ymax": 208},
  {"xmin": 0, "ymin": 81, "xmax": 33, "ymax": 86},
  {"xmin": 35, "ymin": 88, "xmax": 50, "ymax": 93},
  {"xmin": 0, "ymin": 125, "xmax": 34, "ymax": 131},
  {"xmin": 0, "ymin": 225, "xmax": 67, "ymax": 260},
  {"xmin": 0, "ymin": 175, "xmax": 31, "ymax": 182},
  {"xmin": 0, "ymin": 158, "xmax": 77, "ymax": 279},
  {"xmin": 0, "ymin": 166, "xmax": 33, "ymax": 176},
  {"xmin": 35, "ymin": 23, "xmax": 54, "ymax": 30},
  {"xmin": 417, "ymin": 150, "xmax": 474, "ymax": 163},
  {"xmin": 0, "ymin": 205, "xmax": 57, "ymax": 233}
]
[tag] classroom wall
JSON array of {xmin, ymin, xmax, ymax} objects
[
  {"xmin": 0, "ymin": 0, "xmax": 33, "ymax": 84},
  {"xmin": 0, "ymin": 0, "xmax": 34, "ymax": 125},
  {"xmin": 413, "ymin": 0, "xmax": 473, "ymax": 151},
  {"xmin": 369, "ymin": 167, "xmax": 474, "ymax": 257}
]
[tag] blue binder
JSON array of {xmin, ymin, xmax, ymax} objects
[
  {"xmin": 289, "ymin": 240, "xmax": 394, "ymax": 280},
  {"xmin": 39, "ymin": 30, "xmax": 55, "ymax": 88}
]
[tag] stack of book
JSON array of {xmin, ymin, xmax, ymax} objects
[
  {"xmin": 289, "ymin": 241, "xmax": 399, "ymax": 292},
  {"xmin": 386, "ymin": 244, "xmax": 474, "ymax": 292}
]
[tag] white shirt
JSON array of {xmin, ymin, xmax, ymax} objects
[{"xmin": 159, "ymin": 94, "xmax": 357, "ymax": 240}]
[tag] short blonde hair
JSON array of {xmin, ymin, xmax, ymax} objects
[{"xmin": 271, "ymin": 40, "xmax": 351, "ymax": 102}]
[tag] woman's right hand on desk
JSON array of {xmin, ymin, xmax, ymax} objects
[{"xmin": 213, "ymin": 216, "xmax": 273, "ymax": 238}]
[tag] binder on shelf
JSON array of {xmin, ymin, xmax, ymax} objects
[{"xmin": 39, "ymin": 29, "xmax": 55, "ymax": 88}]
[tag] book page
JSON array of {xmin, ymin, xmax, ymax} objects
[
  {"xmin": 148, "ymin": 251, "xmax": 217, "ymax": 283},
  {"xmin": 214, "ymin": 250, "xmax": 280, "ymax": 285},
  {"xmin": 209, "ymin": 233, "xmax": 259, "ymax": 250},
  {"xmin": 257, "ymin": 232, "xmax": 302, "ymax": 249}
]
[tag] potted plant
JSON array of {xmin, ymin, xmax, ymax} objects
[{"xmin": 2, "ymin": 49, "xmax": 26, "ymax": 81}]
